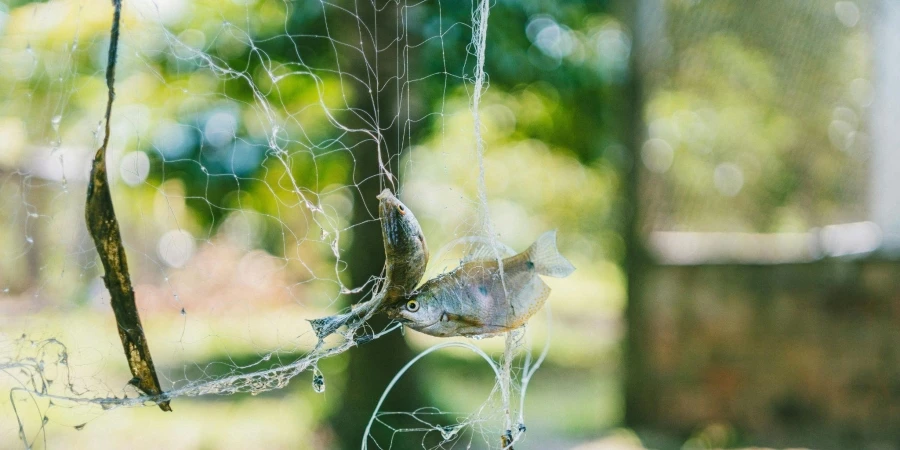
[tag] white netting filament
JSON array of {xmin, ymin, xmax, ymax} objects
[{"xmin": 0, "ymin": 0, "xmax": 554, "ymax": 448}]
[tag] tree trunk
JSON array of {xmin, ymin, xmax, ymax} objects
[
  {"xmin": 330, "ymin": 2, "xmax": 423, "ymax": 448},
  {"xmin": 622, "ymin": 0, "xmax": 663, "ymax": 428}
]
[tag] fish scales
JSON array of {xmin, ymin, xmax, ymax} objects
[{"xmin": 391, "ymin": 230, "xmax": 574, "ymax": 337}]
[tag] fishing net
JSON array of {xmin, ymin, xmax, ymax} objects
[
  {"xmin": 639, "ymin": 0, "xmax": 877, "ymax": 262},
  {"xmin": 0, "ymin": 0, "xmax": 601, "ymax": 448}
]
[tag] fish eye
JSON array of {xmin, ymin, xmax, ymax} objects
[
  {"xmin": 396, "ymin": 204, "xmax": 406, "ymax": 215},
  {"xmin": 406, "ymin": 299, "xmax": 419, "ymax": 312}
]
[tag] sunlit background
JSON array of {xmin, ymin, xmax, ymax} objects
[{"xmin": 0, "ymin": 0, "xmax": 895, "ymax": 449}]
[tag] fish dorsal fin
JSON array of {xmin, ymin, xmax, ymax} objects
[
  {"xmin": 425, "ymin": 235, "xmax": 516, "ymax": 279},
  {"xmin": 462, "ymin": 237, "xmax": 516, "ymax": 263}
]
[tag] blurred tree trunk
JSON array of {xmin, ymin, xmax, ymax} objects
[
  {"xmin": 621, "ymin": 0, "xmax": 664, "ymax": 428},
  {"xmin": 330, "ymin": 2, "xmax": 422, "ymax": 449}
]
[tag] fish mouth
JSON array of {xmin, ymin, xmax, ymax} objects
[
  {"xmin": 397, "ymin": 315, "xmax": 442, "ymax": 330},
  {"xmin": 388, "ymin": 308, "xmax": 442, "ymax": 330},
  {"xmin": 377, "ymin": 189, "xmax": 408, "ymax": 218},
  {"xmin": 393, "ymin": 316, "xmax": 412, "ymax": 325}
]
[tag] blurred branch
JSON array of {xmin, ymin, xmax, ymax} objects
[{"xmin": 85, "ymin": 0, "xmax": 170, "ymax": 412}]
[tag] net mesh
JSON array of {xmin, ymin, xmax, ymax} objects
[
  {"xmin": 0, "ymin": 0, "xmax": 566, "ymax": 448},
  {"xmin": 641, "ymin": 0, "xmax": 873, "ymax": 235}
]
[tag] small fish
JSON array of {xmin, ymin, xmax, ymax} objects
[
  {"xmin": 378, "ymin": 188, "xmax": 429, "ymax": 302},
  {"xmin": 389, "ymin": 230, "xmax": 575, "ymax": 337},
  {"xmin": 308, "ymin": 188, "xmax": 429, "ymax": 339}
]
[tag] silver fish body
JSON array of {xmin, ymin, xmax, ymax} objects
[{"xmin": 390, "ymin": 230, "xmax": 575, "ymax": 337}]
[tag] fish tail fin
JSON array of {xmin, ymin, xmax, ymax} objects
[{"xmin": 526, "ymin": 230, "xmax": 575, "ymax": 278}]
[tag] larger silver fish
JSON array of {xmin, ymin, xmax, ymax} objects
[
  {"xmin": 388, "ymin": 230, "xmax": 575, "ymax": 337},
  {"xmin": 309, "ymin": 189, "xmax": 429, "ymax": 339}
]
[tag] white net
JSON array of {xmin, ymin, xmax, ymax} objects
[{"xmin": 0, "ymin": 0, "xmax": 604, "ymax": 448}]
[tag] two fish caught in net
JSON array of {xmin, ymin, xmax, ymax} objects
[{"xmin": 310, "ymin": 189, "xmax": 574, "ymax": 341}]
